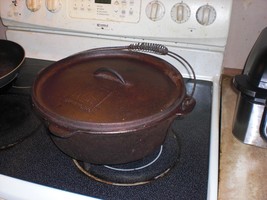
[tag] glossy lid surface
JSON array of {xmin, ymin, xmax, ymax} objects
[{"xmin": 33, "ymin": 50, "xmax": 185, "ymax": 124}]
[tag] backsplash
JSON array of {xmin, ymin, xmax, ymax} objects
[{"xmin": 224, "ymin": 0, "xmax": 267, "ymax": 69}]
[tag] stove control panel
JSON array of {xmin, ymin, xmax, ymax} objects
[
  {"xmin": 1, "ymin": 0, "xmax": 232, "ymax": 47},
  {"xmin": 69, "ymin": 0, "xmax": 141, "ymax": 23}
]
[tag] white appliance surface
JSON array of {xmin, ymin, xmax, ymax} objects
[{"xmin": 0, "ymin": 0, "xmax": 232, "ymax": 200}]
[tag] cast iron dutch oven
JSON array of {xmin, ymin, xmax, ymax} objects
[
  {"xmin": 0, "ymin": 40, "xmax": 25, "ymax": 88},
  {"xmin": 32, "ymin": 43, "xmax": 196, "ymax": 165}
]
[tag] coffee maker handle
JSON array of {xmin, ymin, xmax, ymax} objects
[{"xmin": 260, "ymin": 106, "xmax": 267, "ymax": 141}]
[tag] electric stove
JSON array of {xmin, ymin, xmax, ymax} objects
[{"xmin": 0, "ymin": 1, "xmax": 232, "ymax": 199}]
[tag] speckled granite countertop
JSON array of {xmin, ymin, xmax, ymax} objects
[{"xmin": 219, "ymin": 76, "xmax": 267, "ymax": 200}]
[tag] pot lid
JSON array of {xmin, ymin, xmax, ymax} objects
[{"xmin": 32, "ymin": 50, "xmax": 185, "ymax": 126}]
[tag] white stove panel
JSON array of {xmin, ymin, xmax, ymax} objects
[
  {"xmin": 0, "ymin": 1, "xmax": 233, "ymax": 200},
  {"xmin": 1, "ymin": 0, "xmax": 232, "ymax": 47}
]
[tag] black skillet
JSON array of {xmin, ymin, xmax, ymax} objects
[{"xmin": 0, "ymin": 39, "xmax": 25, "ymax": 88}]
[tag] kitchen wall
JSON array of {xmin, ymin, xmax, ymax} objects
[
  {"xmin": 0, "ymin": 0, "xmax": 267, "ymax": 70},
  {"xmin": 223, "ymin": 0, "xmax": 267, "ymax": 69},
  {"xmin": 0, "ymin": 18, "xmax": 6, "ymax": 39}
]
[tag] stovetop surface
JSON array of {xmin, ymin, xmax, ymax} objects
[{"xmin": 0, "ymin": 58, "xmax": 212, "ymax": 200}]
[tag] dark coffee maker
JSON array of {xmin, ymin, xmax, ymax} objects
[{"xmin": 233, "ymin": 27, "xmax": 267, "ymax": 148}]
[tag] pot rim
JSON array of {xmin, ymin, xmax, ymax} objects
[
  {"xmin": 32, "ymin": 91, "xmax": 185, "ymax": 133},
  {"xmin": 32, "ymin": 48, "xmax": 188, "ymax": 133}
]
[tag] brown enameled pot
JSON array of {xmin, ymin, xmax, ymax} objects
[{"xmin": 32, "ymin": 46, "xmax": 195, "ymax": 165}]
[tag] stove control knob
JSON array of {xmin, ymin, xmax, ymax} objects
[
  {"xmin": 171, "ymin": 3, "xmax": 190, "ymax": 24},
  {"xmin": 196, "ymin": 5, "xmax": 216, "ymax": 26},
  {"xmin": 26, "ymin": 0, "xmax": 41, "ymax": 12},
  {"xmin": 46, "ymin": 0, "xmax": 62, "ymax": 13},
  {"xmin": 146, "ymin": 1, "xmax": 165, "ymax": 21}
]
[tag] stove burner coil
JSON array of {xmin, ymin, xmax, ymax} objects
[
  {"xmin": 104, "ymin": 145, "xmax": 163, "ymax": 172},
  {"xmin": 0, "ymin": 94, "xmax": 41, "ymax": 149},
  {"xmin": 73, "ymin": 130, "xmax": 180, "ymax": 186}
]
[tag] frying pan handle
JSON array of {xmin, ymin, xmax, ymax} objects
[
  {"xmin": 94, "ymin": 67, "xmax": 127, "ymax": 85},
  {"xmin": 260, "ymin": 106, "xmax": 267, "ymax": 141},
  {"xmin": 175, "ymin": 95, "xmax": 196, "ymax": 116}
]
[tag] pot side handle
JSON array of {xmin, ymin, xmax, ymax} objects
[
  {"xmin": 48, "ymin": 123, "xmax": 76, "ymax": 138},
  {"xmin": 175, "ymin": 95, "xmax": 196, "ymax": 116}
]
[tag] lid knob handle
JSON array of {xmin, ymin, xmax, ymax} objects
[{"xmin": 94, "ymin": 67, "xmax": 127, "ymax": 85}]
